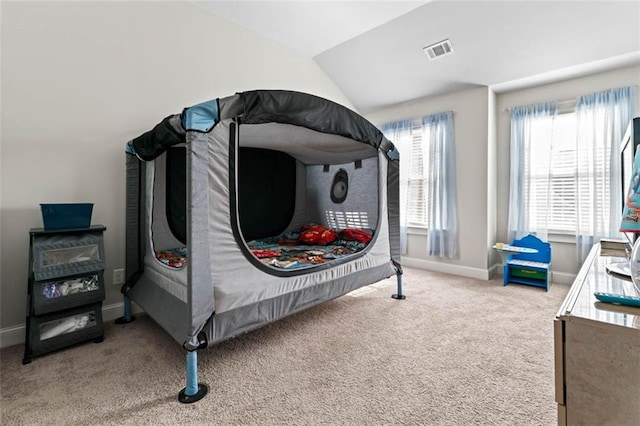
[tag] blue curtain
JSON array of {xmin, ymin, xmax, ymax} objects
[
  {"xmin": 575, "ymin": 86, "xmax": 636, "ymax": 264},
  {"xmin": 423, "ymin": 111, "xmax": 458, "ymax": 258},
  {"xmin": 380, "ymin": 120, "xmax": 413, "ymax": 254},
  {"xmin": 507, "ymin": 102, "xmax": 557, "ymax": 242}
]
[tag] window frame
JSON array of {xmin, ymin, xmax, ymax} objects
[
  {"xmin": 404, "ymin": 118, "xmax": 430, "ymax": 228},
  {"xmin": 523, "ymin": 99, "xmax": 616, "ymax": 237},
  {"xmin": 525, "ymin": 109, "xmax": 578, "ymax": 235}
]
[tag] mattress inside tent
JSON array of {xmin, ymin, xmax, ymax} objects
[
  {"xmin": 155, "ymin": 226, "xmax": 374, "ymax": 270},
  {"xmin": 143, "ymin": 119, "xmax": 393, "ymax": 316}
]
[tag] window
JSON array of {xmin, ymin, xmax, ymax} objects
[
  {"xmin": 405, "ymin": 118, "xmax": 430, "ymax": 227},
  {"xmin": 510, "ymin": 86, "xmax": 634, "ymax": 253},
  {"xmin": 382, "ymin": 112, "xmax": 457, "ymax": 256},
  {"xmin": 526, "ymin": 111, "xmax": 580, "ymax": 233},
  {"xmin": 523, "ymin": 100, "xmax": 625, "ymax": 236},
  {"xmin": 389, "ymin": 117, "xmax": 442, "ymax": 228},
  {"xmin": 386, "ymin": 117, "xmax": 452, "ymax": 228},
  {"xmin": 382, "ymin": 111, "xmax": 457, "ymax": 251}
]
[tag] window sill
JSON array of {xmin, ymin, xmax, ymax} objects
[
  {"xmin": 407, "ymin": 226, "xmax": 428, "ymax": 235},
  {"xmin": 405, "ymin": 228, "xmax": 577, "ymax": 243},
  {"xmin": 546, "ymin": 232, "xmax": 575, "ymax": 244}
]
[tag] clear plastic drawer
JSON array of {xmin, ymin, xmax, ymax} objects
[
  {"xmin": 32, "ymin": 272, "xmax": 105, "ymax": 315},
  {"xmin": 28, "ymin": 303, "xmax": 104, "ymax": 356},
  {"xmin": 32, "ymin": 232, "xmax": 106, "ymax": 281},
  {"xmin": 41, "ymin": 245, "xmax": 100, "ymax": 266},
  {"xmin": 39, "ymin": 311, "xmax": 97, "ymax": 341}
]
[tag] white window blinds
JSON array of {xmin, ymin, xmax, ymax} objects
[
  {"xmin": 526, "ymin": 112, "xmax": 579, "ymax": 232},
  {"xmin": 406, "ymin": 118, "xmax": 429, "ymax": 227}
]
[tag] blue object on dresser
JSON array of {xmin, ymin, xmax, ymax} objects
[
  {"xmin": 503, "ymin": 234, "xmax": 551, "ymax": 291},
  {"xmin": 40, "ymin": 203, "xmax": 93, "ymax": 231}
]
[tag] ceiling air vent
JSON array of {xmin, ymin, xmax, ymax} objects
[{"xmin": 423, "ymin": 39, "xmax": 454, "ymax": 61}]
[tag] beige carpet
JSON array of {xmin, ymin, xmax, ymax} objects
[{"xmin": 0, "ymin": 267, "xmax": 569, "ymax": 425}]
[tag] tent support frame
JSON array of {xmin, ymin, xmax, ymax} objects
[
  {"xmin": 391, "ymin": 272, "xmax": 406, "ymax": 300},
  {"xmin": 115, "ymin": 295, "xmax": 136, "ymax": 324},
  {"xmin": 178, "ymin": 351, "xmax": 209, "ymax": 403}
]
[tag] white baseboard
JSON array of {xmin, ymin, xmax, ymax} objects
[
  {"xmin": 402, "ymin": 257, "xmax": 492, "ymax": 280},
  {"xmin": 547, "ymin": 271, "xmax": 576, "ymax": 285},
  {"xmin": 0, "ymin": 301, "xmax": 143, "ymax": 349},
  {"xmin": 487, "ymin": 263, "xmax": 501, "ymax": 280},
  {"xmin": 0, "ymin": 324, "xmax": 27, "ymax": 350},
  {"xmin": 404, "ymin": 258, "xmax": 577, "ymax": 286}
]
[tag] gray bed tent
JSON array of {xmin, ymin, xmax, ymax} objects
[{"xmin": 120, "ymin": 90, "xmax": 404, "ymax": 402}]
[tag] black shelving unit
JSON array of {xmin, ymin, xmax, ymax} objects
[{"xmin": 23, "ymin": 225, "xmax": 107, "ymax": 364}]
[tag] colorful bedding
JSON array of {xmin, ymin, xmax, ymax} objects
[
  {"xmin": 155, "ymin": 247, "xmax": 188, "ymax": 268},
  {"xmin": 247, "ymin": 225, "xmax": 373, "ymax": 269},
  {"xmin": 155, "ymin": 225, "xmax": 373, "ymax": 270}
]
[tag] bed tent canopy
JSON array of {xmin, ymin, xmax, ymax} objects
[{"xmin": 119, "ymin": 90, "xmax": 405, "ymax": 402}]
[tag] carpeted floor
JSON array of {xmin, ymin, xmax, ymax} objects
[{"xmin": 0, "ymin": 267, "xmax": 569, "ymax": 425}]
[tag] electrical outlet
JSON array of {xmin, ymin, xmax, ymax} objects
[{"xmin": 113, "ymin": 269, "xmax": 125, "ymax": 285}]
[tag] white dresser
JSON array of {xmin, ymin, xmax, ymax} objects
[{"xmin": 554, "ymin": 244, "xmax": 640, "ymax": 425}]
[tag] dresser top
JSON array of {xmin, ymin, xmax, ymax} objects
[{"xmin": 557, "ymin": 244, "xmax": 640, "ymax": 332}]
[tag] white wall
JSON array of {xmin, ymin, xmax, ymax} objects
[
  {"xmin": 366, "ymin": 87, "xmax": 492, "ymax": 279},
  {"xmin": 497, "ymin": 65, "xmax": 640, "ymax": 281},
  {"xmin": 487, "ymin": 89, "xmax": 498, "ymax": 274},
  {"xmin": 365, "ymin": 65, "xmax": 640, "ymax": 283},
  {"xmin": 0, "ymin": 1, "xmax": 352, "ymax": 334}
]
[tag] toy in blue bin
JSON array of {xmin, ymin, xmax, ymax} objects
[{"xmin": 40, "ymin": 203, "xmax": 93, "ymax": 231}]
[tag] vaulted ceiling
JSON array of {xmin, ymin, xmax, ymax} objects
[{"xmin": 195, "ymin": 1, "xmax": 640, "ymax": 113}]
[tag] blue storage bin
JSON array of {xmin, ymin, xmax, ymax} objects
[{"xmin": 40, "ymin": 203, "xmax": 93, "ymax": 230}]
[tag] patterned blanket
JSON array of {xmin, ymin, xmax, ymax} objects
[
  {"xmin": 155, "ymin": 226, "xmax": 373, "ymax": 270},
  {"xmin": 247, "ymin": 226, "xmax": 372, "ymax": 269}
]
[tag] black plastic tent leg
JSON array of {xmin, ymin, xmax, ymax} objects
[
  {"xmin": 115, "ymin": 295, "xmax": 136, "ymax": 324},
  {"xmin": 392, "ymin": 272, "xmax": 406, "ymax": 300},
  {"xmin": 178, "ymin": 351, "xmax": 209, "ymax": 403}
]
